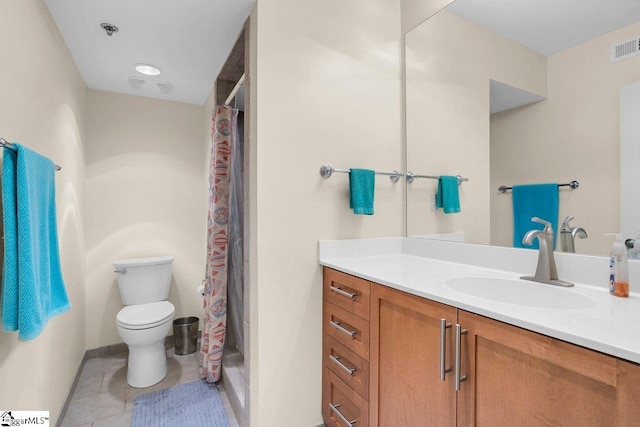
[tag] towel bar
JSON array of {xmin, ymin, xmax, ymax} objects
[
  {"xmin": 319, "ymin": 164, "xmax": 403, "ymax": 182},
  {"xmin": 498, "ymin": 180, "xmax": 579, "ymax": 193},
  {"xmin": 0, "ymin": 138, "xmax": 61, "ymax": 171},
  {"xmin": 406, "ymin": 172, "xmax": 468, "ymax": 185}
]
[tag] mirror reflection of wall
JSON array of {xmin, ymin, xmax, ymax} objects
[
  {"xmin": 405, "ymin": 0, "xmax": 640, "ymax": 256},
  {"xmin": 621, "ymin": 81, "xmax": 640, "ymax": 238}
]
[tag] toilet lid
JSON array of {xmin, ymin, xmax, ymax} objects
[{"xmin": 117, "ymin": 301, "xmax": 175, "ymax": 330}]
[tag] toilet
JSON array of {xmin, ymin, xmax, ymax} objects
[{"xmin": 113, "ymin": 255, "xmax": 176, "ymax": 388}]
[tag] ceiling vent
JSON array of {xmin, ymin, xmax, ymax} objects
[
  {"xmin": 128, "ymin": 77, "xmax": 173, "ymax": 95},
  {"xmin": 611, "ymin": 36, "xmax": 640, "ymax": 63}
]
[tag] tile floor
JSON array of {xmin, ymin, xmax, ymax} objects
[{"xmin": 59, "ymin": 348, "xmax": 239, "ymax": 427}]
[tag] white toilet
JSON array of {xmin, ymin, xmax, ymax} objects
[{"xmin": 113, "ymin": 255, "xmax": 176, "ymax": 388}]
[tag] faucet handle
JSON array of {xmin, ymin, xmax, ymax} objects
[
  {"xmin": 561, "ymin": 215, "xmax": 574, "ymax": 228},
  {"xmin": 531, "ymin": 216, "xmax": 553, "ymax": 234}
]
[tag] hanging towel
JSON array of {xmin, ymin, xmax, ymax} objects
[
  {"xmin": 436, "ymin": 176, "xmax": 460, "ymax": 214},
  {"xmin": 512, "ymin": 183, "xmax": 559, "ymax": 250},
  {"xmin": 2, "ymin": 143, "xmax": 70, "ymax": 340},
  {"xmin": 349, "ymin": 168, "xmax": 375, "ymax": 215}
]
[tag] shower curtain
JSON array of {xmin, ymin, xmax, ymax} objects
[{"xmin": 199, "ymin": 105, "xmax": 239, "ymax": 383}]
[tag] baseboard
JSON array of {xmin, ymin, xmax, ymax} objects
[{"xmin": 55, "ymin": 354, "xmax": 88, "ymax": 427}]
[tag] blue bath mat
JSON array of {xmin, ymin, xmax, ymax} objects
[{"xmin": 131, "ymin": 380, "xmax": 230, "ymax": 427}]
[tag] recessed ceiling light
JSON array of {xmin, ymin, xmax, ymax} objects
[{"xmin": 134, "ymin": 64, "xmax": 162, "ymax": 76}]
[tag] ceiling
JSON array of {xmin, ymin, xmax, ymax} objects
[
  {"xmin": 44, "ymin": 0, "xmax": 254, "ymax": 105},
  {"xmin": 45, "ymin": 0, "xmax": 640, "ymax": 106},
  {"xmin": 447, "ymin": 0, "xmax": 640, "ymax": 56}
]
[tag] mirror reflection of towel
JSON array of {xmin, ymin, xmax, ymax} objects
[
  {"xmin": 512, "ymin": 183, "xmax": 559, "ymax": 249},
  {"xmin": 349, "ymin": 168, "xmax": 375, "ymax": 215},
  {"xmin": 436, "ymin": 176, "xmax": 460, "ymax": 214}
]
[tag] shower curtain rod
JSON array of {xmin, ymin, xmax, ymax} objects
[
  {"xmin": 0, "ymin": 138, "xmax": 61, "ymax": 171},
  {"xmin": 224, "ymin": 73, "xmax": 246, "ymax": 106}
]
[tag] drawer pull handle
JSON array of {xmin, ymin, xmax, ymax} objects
[
  {"xmin": 329, "ymin": 403, "xmax": 357, "ymax": 426},
  {"xmin": 330, "ymin": 285, "xmax": 358, "ymax": 299},
  {"xmin": 329, "ymin": 354, "xmax": 356, "ymax": 376},
  {"xmin": 330, "ymin": 320, "xmax": 357, "ymax": 338},
  {"xmin": 455, "ymin": 324, "xmax": 468, "ymax": 391},
  {"xmin": 439, "ymin": 319, "xmax": 452, "ymax": 381}
]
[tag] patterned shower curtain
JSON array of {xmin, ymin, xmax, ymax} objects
[{"xmin": 199, "ymin": 105, "xmax": 237, "ymax": 382}]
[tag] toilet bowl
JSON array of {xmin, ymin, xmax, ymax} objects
[
  {"xmin": 113, "ymin": 256, "xmax": 175, "ymax": 388},
  {"xmin": 116, "ymin": 301, "xmax": 175, "ymax": 388}
]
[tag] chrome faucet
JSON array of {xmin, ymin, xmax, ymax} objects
[
  {"xmin": 521, "ymin": 217, "xmax": 574, "ymax": 287},
  {"xmin": 559, "ymin": 215, "xmax": 588, "ymax": 253}
]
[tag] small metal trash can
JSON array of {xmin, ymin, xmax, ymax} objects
[{"xmin": 173, "ymin": 316, "xmax": 199, "ymax": 355}]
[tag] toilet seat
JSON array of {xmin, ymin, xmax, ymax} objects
[{"xmin": 117, "ymin": 301, "xmax": 175, "ymax": 330}]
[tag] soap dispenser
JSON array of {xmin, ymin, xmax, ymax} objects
[{"xmin": 607, "ymin": 233, "xmax": 629, "ymax": 298}]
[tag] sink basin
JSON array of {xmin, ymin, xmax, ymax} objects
[{"xmin": 446, "ymin": 277, "xmax": 596, "ymax": 309}]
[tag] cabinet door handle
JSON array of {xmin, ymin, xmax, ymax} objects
[
  {"xmin": 454, "ymin": 324, "xmax": 468, "ymax": 391},
  {"xmin": 329, "ymin": 354, "xmax": 357, "ymax": 376},
  {"xmin": 440, "ymin": 319, "xmax": 452, "ymax": 381},
  {"xmin": 329, "ymin": 403, "xmax": 357, "ymax": 426},
  {"xmin": 330, "ymin": 285, "xmax": 358, "ymax": 299},
  {"xmin": 330, "ymin": 320, "xmax": 357, "ymax": 338}
]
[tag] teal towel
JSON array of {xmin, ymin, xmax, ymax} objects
[
  {"xmin": 349, "ymin": 168, "xmax": 375, "ymax": 215},
  {"xmin": 2, "ymin": 143, "xmax": 71, "ymax": 340},
  {"xmin": 436, "ymin": 176, "xmax": 460, "ymax": 214},
  {"xmin": 512, "ymin": 183, "xmax": 558, "ymax": 250}
]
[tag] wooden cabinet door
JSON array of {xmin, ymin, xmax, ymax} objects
[
  {"xmin": 457, "ymin": 310, "xmax": 622, "ymax": 427},
  {"xmin": 370, "ymin": 283, "xmax": 458, "ymax": 427}
]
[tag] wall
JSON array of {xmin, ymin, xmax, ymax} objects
[
  {"xmin": 250, "ymin": 0, "xmax": 403, "ymax": 425},
  {"xmin": 0, "ymin": 0, "xmax": 87, "ymax": 423},
  {"xmin": 491, "ymin": 22, "xmax": 640, "ymax": 255},
  {"xmin": 401, "ymin": 0, "xmax": 453, "ymax": 34},
  {"xmin": 405, "ymin": 10, "xmax": 547, "ymax": 243},
  {"xmin": 84, "ymin": 90, "xmax": 207, "ymax": 349},
  {"xmin": 621, "ymin": 81, "xmax": 640, "ymax": 235}
]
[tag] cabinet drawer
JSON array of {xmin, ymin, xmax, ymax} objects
[
  {"xmin": 325, "ymin": 302, "xmax": 370, "ymax": 360},
  {"xmin": 324, "ymin": 268, "xmax": 370, "ymax": 320},
  {"xmin": 324, "ymin": 337, "xmax": 370, "ymax": 400},
  {"xmin": 323, "ymin": 367, "xmax": 369, "ymax": 427}
]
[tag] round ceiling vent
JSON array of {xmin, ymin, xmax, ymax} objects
[{"xmin": 100, "ymin": 23, "xmax": 119, "ymax": 36}]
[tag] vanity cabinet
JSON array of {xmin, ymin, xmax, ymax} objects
[
  {"xmin": 458, "ymin": 310, "xmax": 640, "ymax": 426},
  {"xmin": 322, "ymin": 268, "xmax": 371, "ymax": 427},
  {"xmin": 323, "ymin": 268, "xmax": 640, "ymax": 426},
  {"xmin": 369, "ymin": 281, "xmax": 458, "ymax": 426}
]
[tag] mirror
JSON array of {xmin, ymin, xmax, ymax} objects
[{"xmin": 405, "ymin": 0, "xmax": 640, "ymax": 256}]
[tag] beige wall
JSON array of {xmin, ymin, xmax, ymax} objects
[
  {"xmin": 0, "ymin": 1, "xmax": 404, "ymax": 425},
  {"xmin": 491, "ymin": 22, "xmax": 640, "ymax": 255},
  {"xmin": 0, "ymin": 0, "xmax": 87, "ymax": 423},
  {"xmin": 401, "ymin": 0, "xmax": 454, "ymax": 34},
  {"xmin": 405, "ymin": 10, "xmax": 547, "ymax": 242},
  {"xmin": 84, "ymin": 90, "xmax": 207, "ymax": 348},
  {"xmin": 251, "ymin": 0, "xmax": 403, "ymax": 425}
]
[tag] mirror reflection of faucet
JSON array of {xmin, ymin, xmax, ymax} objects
[
  {"xmin": 625, "ymin": 231, "xmax": 640, "ymax": 259},
  {"xmin": 521, "ymin": 216, "xmax": 574, "ymax": 287},
  {"xmin": 559, "ymin": 215, "xmax": 588, "ymax": 253}
]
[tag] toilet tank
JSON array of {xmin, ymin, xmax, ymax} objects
[{"xmin": 113, "ymin": 256, "xmax": 174, "ymax": 305}]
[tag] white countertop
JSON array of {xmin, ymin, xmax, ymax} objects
[{"xmin": 319, "ymin": 237, "xmax": 640, "ymax": 364}]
